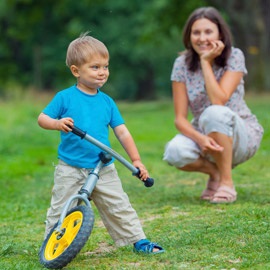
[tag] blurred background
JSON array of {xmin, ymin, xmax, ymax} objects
[{"xmin": 1, "ymin": 0, "xmax": 269, "ymax": 100}]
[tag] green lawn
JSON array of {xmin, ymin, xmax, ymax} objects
[{"xmin": 0, "ymin": 92, "xmax": 269, "ymax": 270}]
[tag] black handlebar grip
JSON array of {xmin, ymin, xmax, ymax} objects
[
  {"xmin": 144, "ymin": 177, "xmax": 154, "ymax": 187},
  {"xmin": 71, "ymin": 127, "xmax": 154, "ymax": 188},
  {"xmin": 71, "ymin": 126, "xmax": 86, "ymax": 139},
  {"xmin": 133, "ymin": 168, "xmax": 154, "ymax": 188}
]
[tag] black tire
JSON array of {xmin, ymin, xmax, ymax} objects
[{"xmin": 39, "ymin": 205, "xmax": 94, "ymax": 269}]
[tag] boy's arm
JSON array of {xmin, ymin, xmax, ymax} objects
[
  {"xmin": 38, "ymin": 112, "xmax": 74, "ymax": 133},
  {"xmin": 113, "ymin": 124, "xmax": 149, "ymax": 180}
]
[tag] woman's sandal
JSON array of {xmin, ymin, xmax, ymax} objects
[
  {"xmin": 210, "ymin": 185, "xmax": 237, "ymax": 204},
  {"xmin": 200, "ymin": 178, "xmax": 220, "ymax": 201},
  {"xmin": 133, "ymin": 239, "xmax": 165, "ymax": 254}
]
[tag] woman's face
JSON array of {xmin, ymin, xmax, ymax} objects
[{"xmin": 190, "ymin": 18, "xmax": 220, "ymax": 56}]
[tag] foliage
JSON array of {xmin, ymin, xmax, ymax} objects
[
  {"xmin": 1, "ymin": 0, "xmax": 269, "ymax": 99},
  {"xmin": 0, "ymin": 93, "xmax": 270, "ymax": 269},
  {"xmin": 0, "ymin": 0, "xmax": 204, "ymax": 100}
]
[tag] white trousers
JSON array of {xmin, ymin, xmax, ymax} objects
[{"xmin": 163, "ymin": 105, "xmax": 249, "ymax": 168}]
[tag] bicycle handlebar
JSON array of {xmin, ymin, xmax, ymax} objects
[{"xmin": 70, "ymin": 126, "xmax": 154, "ymax": 187}]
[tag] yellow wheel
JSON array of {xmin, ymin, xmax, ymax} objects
[{"xmin": 39, "ymin": 205, "xmax": 94, "ymax": 269}]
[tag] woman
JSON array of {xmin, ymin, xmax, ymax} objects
[{"xmin": 163, "ymin": 7, "xmax": 263, "ymax": 203}]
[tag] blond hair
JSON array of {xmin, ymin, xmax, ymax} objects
[{"xmin": 65, "ymin": 32, "xmax": 109, "ymax": 67}]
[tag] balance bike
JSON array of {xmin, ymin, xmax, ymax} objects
[{"xmin": 39, "ymin": 126, "xmax": 154, "ymax": 269}]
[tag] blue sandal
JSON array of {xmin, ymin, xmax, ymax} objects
[{"xmin": 133, "ymin": 239, "xmax": 165, "ymax": 254}]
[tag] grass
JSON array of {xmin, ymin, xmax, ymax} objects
[{"xmin": 0, "ymin": 91, "xmax": 269, "ymax": 270}]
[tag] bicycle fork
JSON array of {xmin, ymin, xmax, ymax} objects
[{"xmin": 54, "ymin": 152, "xmax": 112, "ymax": 234}]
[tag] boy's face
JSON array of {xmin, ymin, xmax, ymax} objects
[{"xmin": 70, "ymin": 55, "xmax": 109, "ymax": 94}]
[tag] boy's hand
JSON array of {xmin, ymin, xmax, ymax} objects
[
  {"xmin": 57, "ymin": 117, "xmax": 74, "ymax": 133},
  {"xmin": 132, "ymin": 160, "xmax": 149, "ymax": 181}
]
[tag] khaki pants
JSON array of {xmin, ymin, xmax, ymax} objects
[{"xmin": 45, "ymin": 160, "xmax": 146, "ymax": 246}]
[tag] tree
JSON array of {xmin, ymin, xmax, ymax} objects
[
  {"xmin": 1, "ymin": 0, "xmax": 206, "ymax": 99},
  {"xmin": 207, "ymin": 0, "xmax": 270, "ymax": 91},
  {"xmin": 1, "ymin": 0, "xmax": 268, "ymax": 100}
]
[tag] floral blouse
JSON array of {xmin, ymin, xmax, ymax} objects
[{"xmin": 171, "ymin": 47, "xmax": 263, "ymax": 157}]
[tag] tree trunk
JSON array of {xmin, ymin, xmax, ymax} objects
[
  {"xmin": 135, "ymin": 65, "xmax": 156, "ymax": 100},
  {"xmin": 208, "ymin": 0, "xmax": 270, "ymax": 91}
]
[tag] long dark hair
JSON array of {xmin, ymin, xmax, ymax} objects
[{"xmin": 182, "ymin": 7, "xmax": 232, "ymax": 72}]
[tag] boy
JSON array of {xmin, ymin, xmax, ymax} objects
[{"xmin": 38, "ymin": 33, "xmax": 164, "ymax": 254}]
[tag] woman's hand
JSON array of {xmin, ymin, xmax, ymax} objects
[
  {"xmin": 200, "ymin": 40, "xmax": 225, "ymax": 62},
  {"xmin": 198, "ymin": 134, "xmax": 224, "ymax": 156}
]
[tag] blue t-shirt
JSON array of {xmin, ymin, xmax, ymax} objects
[{"xmin": 43, "ymin": 85, "xmax": 124, "ymax": 168}]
